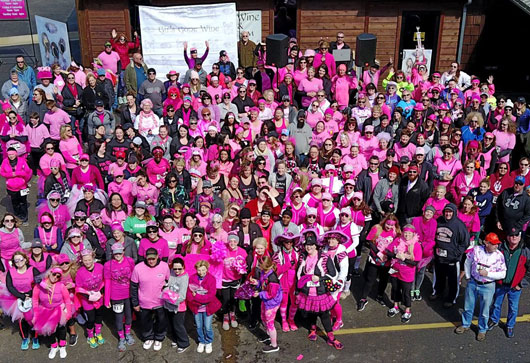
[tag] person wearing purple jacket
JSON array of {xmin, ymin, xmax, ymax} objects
[
  {"xmin": 411, "ymin": 206, "xmax": 437, "ymax": 301},
  {"xmin": 131, "ymin": 248, "xmax": 170, "ymax": 351},
  {"xmin": 104, "ymin": 243, "xmax": 136, "ymax": 352},
  {"xmin": 184, "ymin": 41, "xmax": 210, "ymax": 69}
]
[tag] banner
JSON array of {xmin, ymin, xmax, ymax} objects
[
  {"xmin": 35, "ymin": 15, "xmax": 71, "ymax": 69},
  {"xmin": 139, "ymin": 4, "xmax": 239, "ymax": 81},
  {"xmin": 0, "ymin": 0, "xmax": 27, "ymax": 20},
  {"xmin": 237, "ymin": 10, "xmax": 262, "ymax": 44}
]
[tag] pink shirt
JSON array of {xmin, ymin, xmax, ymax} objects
[
  {"xmin": 97, "ymin": 51, "xmax": 121, "ymax": 74},
  {"xmin": 103, "ymin": 256, "xmax": 135, "ymax": 305},
  {"xmin": 222, "ymin": 247, "xmax": 248, "ymax": 282},
  {"xmin": 298, "ymin": 78, "xmax": 323, "ymax": 108},
  {"xmin": 43, "ymin": 109, "xmax": 70, "ymax": 140},
  {"xmin": 25, "ymin": 124, "xmax": 50, "ymax": 148},
  {"xmin": 131, "ymin": 261, "xmax": 170, "ymax": 309}
]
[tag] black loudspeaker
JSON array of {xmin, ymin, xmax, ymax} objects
[
  {"xmin": 355, "ymin": 33, "xmax": 377, "ymax": 67},
  {"xmin": 266, "ymin": 34, "xmax": 289, "ymax": 68}
]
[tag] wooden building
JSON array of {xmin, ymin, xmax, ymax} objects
[{"xmin": 77, "ymin": 0, "xmax": 484, "ymax": 72}]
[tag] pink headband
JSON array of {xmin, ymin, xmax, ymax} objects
[
  {"xmin": 385, "ymin": 220, "xmax": 397, "ymax": 226},
  {"xmin": 403, "ymin": 226, "xmax": 415, "ymax": 233}
]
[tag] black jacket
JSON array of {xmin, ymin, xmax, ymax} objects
[
  {"xmin": 434, "ymin": 203, "xmax": 469, "ymax": 264},
  {"xmin": 397, "ymin": 176, "xmax": 430, "ymax": 223},
  {"xmin": 496, "ymin": 187, "xmax": 530, "ymax": 232},
  {"xmin": 355, "ymin": 168, "xmax": 388, "ymax": 205},
  {"xmin": 61, "ymin": 83, "xmax": 84, "ymax": 117},
  {"xmin": 236, "ymin": 222, "xmax": 263, "ymax": 254}
]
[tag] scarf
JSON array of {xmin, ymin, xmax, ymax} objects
[{"xmin": 67, "ymin": 83, "xmax": 78, "ymax": 99}]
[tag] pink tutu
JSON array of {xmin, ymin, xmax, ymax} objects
[
  {"xmin": 32, "ymin": 303, "xmax": 71, "ymax": 336},
  {"xmin": 296, "ymin": 293, "xmax": 336, "ymax": 313},
  {"xmin": 0, "ymin": 284, "xmax": 34, "ymax": 322}
]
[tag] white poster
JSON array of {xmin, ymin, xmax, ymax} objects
[
  {"xmin": 35, "ymin": 15, "xmax": 71, "ymax": 69},
  {"xmin": 139, "ymin": 4, "xmax": 239, "ymax": 81},
  {"xmin": 401, "ymin": 49, "xmax": 433, "ymax": 78},
  {"xmin": 238, "ymin": 10, "xmax": 262, "ymax": 44}
]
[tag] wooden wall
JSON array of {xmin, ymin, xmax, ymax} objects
[
  {"xmin": 460, "ymin": 11, "xmax": 486, "ymax": 69},
  {"xmin": 297, "ymin": 0, "xmax": 465, "ymax": 73},
  {"xmin": 77, "ymin": 0, "xmax": 131, "ymax": 67}
]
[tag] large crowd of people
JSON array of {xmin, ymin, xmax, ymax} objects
[{"xmin": 0, "ymin": 25, "xmax": 530, "ymax": 359}]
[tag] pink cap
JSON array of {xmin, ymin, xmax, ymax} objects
[
  {"xmin": 364, "ymin": 125, "xmax": 374, "ymax": 132},
  {"xmin": 322, "ymin": 192, "xmax": 333, "ymax": 201},
  {"xmin": 414, "ymin": 103, "xmax": 425, "ymax": 111},
  {"xmin": 340, "ymin": 207, "xmax": 351, "ymax": 216},
  {"xmin": 353, "ymin": 191, "xmax": 363, "ymax": 200},
  {"xmin": 306, "ymin": 207, "xmax": 317, "ymax": 216},
  {"xmin": 441, "ymin": 116, "xmax": 452, "ymax": 124},
  {"xmin": 40, "ymin": 215, "xmax": 53, "ymax": 224},
  {"xmin": 324, "ymin": 108, "xmax": 334, "ymax": 116},
  {"xmin": 55, "ymin": 254, "xmax": 70, "ymax": 265}
]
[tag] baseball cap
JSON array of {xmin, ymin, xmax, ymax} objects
[{"xmin": 515, "ymin": 175, "xmax": 525, "ymax": 185}]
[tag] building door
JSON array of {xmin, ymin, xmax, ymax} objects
[{"xmin": 399, "ymin": 11, "xmax": 440, "ymax": 76}]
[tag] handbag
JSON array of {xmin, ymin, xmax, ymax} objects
[
  {"xmin": 322, "ymin": 277, "xmax": 342, "ymax": 293},
  {"xmin": 234, "ymin": 281, "xmax": 256, "ymax": 300}
]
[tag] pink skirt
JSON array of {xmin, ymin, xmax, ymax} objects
[
  {"xmin": 297, "ymin": 293, "xmax": 336, "ymax": 313},
  {"xmin": 32, "ymin": 304, "xmax": 71, "ymax": 336},
  {"xmin": 0, "ymin": 283, "xmax": 33, "ymax": 322}
]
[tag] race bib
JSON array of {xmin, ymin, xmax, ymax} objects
[
  {"xmin": 20, "ymin": 188, "xmax": 30, "ymax": 196},
  {"xmin": 436, "ymin": 248, "xmax": 447, "ymax": 257}
]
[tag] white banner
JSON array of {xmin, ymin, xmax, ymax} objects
[
  {"xmin": 237, "ymin": 10, "xmax": 262, "ymax": 44},
  {"xmin": 139, "ymin": 3, "xmax": 239, "ymax": 81}
]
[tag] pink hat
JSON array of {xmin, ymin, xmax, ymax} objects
[
  {"xmin": 50, "ymin": 267, "xmax": 63, "ymax": 275},
  {"xmin": 80, "ymin": 153, "xmax": 89, "ymax": 161},
  {"xmin": 40, "ymin": 215, "xmax": 53, "ymax": 224},
  {"xmin": 306, "ymin": 207, "xmax": 317, "ymax": 216},
  {"xmin": 111, "ymin": 223, "xmax": 124, "ymax": 232},
  {"xmin": 304, "ymin": 49, "xmax": 316, "ymax": 57},
  {"xmin": 83, "ymin": 183, "xmax": 96, "ymax": 192},
  {"xmin": 324, "ymin": 108, "xmax": 334, "ymax": 116},
  {"xmin": 353, "ymin": 191, "xmax": 363, "ymax": 200},
  {"xmin": 364, "ymin": 125, "xmax": 374, "ymax": 132},
  {"xmin": 450, "ymin": 88, "xmax": 459, "ymax": 95},
  {"xmin": 311, "ymin": 178, "xmax": 322, "ymax": 187},
  {"xmin": 55, "ymin": 254, "xmax": 70, "ymax": 265},
  {"xmin": 37, "ymin": 67, "xmax": 52, "ymax": 79},
  {"xmin": 343, "ymin": 164, "xmax": 354, "ymax": 173},
  {"xmin": 485, "ymin": 132, "xmax": 494, "ymax": 138},
  {"xmin": 427, "ymin": 114, "xmax": 437, "ymax": 121},
  {"xmin": 113, "ymin": 168, "xmax": 124, "ymax": 177},
  {"xmin": 340, "ymin": 207, "xmax": 351, "ymax": 216},
  {"xmin": 471, "ymin": 94, "xmax": 481, "ymax": 102},
  {"xmin": 322, "ymin": 192, "xmax": 333, "ymax": 201},
  {"xmin": 1, "ymin": 102, "xmax": 12, "ymax": 111},
  {"xmin": 438, "ymin": 103, "xmax": 449, "ymax": 111},
  {"xmin": 467, "ymin": 140, "xmax": 479, "ymax": 149},
  {"xmin": 414, "ymin": 103, "xmax": 425, "ymax": 111}
]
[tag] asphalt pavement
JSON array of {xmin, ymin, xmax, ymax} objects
[{"xmin": 1, "ymin": 178, "xmax": 529, "ymax": 362}]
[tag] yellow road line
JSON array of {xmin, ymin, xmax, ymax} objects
[{"xmin": 334, "ymin": 314, "xmax": 530, "ymax": 335}]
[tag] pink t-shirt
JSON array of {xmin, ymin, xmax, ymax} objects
[
  {"xmin": 138, "ymin": 237, "xmax": 170, "ymax": 260},
  {"xmin": 103, "ymin": 257, "xmax": 135, "ymax": 303},
  {"xmin": 369, "ymin": 171, "xmax": 380, "ymax": 192},
  {"xmin": 98, "ymin": 51, "xmax": 121, "ymax": 74},
  {"xmin": 131, "ymin": 261, "xmax": 170, "ymax": 309},
  {"xmin": 222, "ymin": 247, "xmax": 248, "ymax": 282}
]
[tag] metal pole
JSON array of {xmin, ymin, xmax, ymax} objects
[{"xmin": 24, "ymin": 0, "xmax": 39, "ymax": 67}]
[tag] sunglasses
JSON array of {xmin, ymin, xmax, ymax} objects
[
  {"xmin": 174, "ymin": 267, "xmax": 184, "ymax": 271},
  {"xmin": 369, "ymin": 162, "xmax": 379, "ymax": 165},
  {"xmin": 52, "ymin": 273, "xmax": 61, "ymax": 278},
  {"xmin": 14, "ymin": 259, "xmax": 25, "ymax": 263},
  {"xmin": 49, "ymin": 198, "xmax": 60, "ymax": 202},
  {"xmin": 339, "ymin": 213, "xmax": 349, "ymax": 217},
  {"xmin": 377, "ymin": 96, "xmax": 385, "ymax": 100},
  {"xmin": 46, "ymin": 147, "xmax": 54, "ymax": 150},
  {"xmin": 74, "ymin": 217, "xmax": 86, "ymax": 221},
  {"xmin": 193, "ymin": 233, "xmax": 203, "ymax": 237},
  {"xmin": 307, "ymin": 215, "xmax": 316, "ymax": 219},
  {"xmin": 147, "ymin": 231, "xmax": 158, "ymax": 234}
]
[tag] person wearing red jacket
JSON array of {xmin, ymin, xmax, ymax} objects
[{"xmin": 186, "ymin": 260, "xmax": 221, "ymax": 354}]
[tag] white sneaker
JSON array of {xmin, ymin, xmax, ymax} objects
[
  {"xmin": 153, "ymin": 341, "xmax": 162, "ymax": 351},
  {"xmin": 197, "ymin": 343, "xmax": 205, "ymax": 353},
  {"xmin": 48, "ymin": 347, "xmax": 58, "ymax": 359},
  {"xmin": 143, "ymin": 340, "xmax": 154, "ymax": 350},
  {"xmin": 205, "ymin": 343, "xmax": 212, "ymax": 354},
  {"xmin": 59, "ymin": 346, "xmax": 67, "ymax": 359}
]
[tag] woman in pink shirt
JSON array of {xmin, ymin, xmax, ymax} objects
[
  {"xmin": 25, "ymin": 112, "xmax": 50, "ymax": 174},
  {"xmin": 101, "ymin": 193, "xmax": 130, "ymax": 226},
  {"xmin": 104, "ymin": 243, "xmax": 136, "ymax": 351},
  {"xmin": 433, "ymin": 145, "xmax": 462, "ymax": 188},
  {"xmin": 393, "ymin": 130, "xmax": 416, "ymax": 162},
  {"xmin": 450, "ymin": 159, "xmax": 481, "ymax": 202},
  {"xmin": 220, "ymin": 233, "xmax": 247, "ymax": 330},
  {"xmin": 31, "ymin": 267, "xmax": 72, "ymax": 359},
  {"xmin": 385, "ymin": 224, "xmax": 422, "ymax": 323},
  {"xmin": 492, "ymin": 120, "xmax": 516, "ymax": 163},
  {"xmin": 358, "ymin": 125, "xmax": 379, "ymax": 160},
  {"xmin": 58, "ymin": 124, "xmax": 82, "ymax": 172},
  {"xmin": 313, "ymin": 42, "xmax": 336, "ymax": 77},
  {"xmin": 306, "ymin": 101, "xmax": 324, "ymax": 128},
  {"xmin": 75, "ymin": 250, "xmax": 105, "ymax": 348},
  {"xmin": 293, "ymin": 57, "xmax": 308, "ymax": 86},
  {"xmin": 298, "ymin": 67, "xmax": 323, "ymax": 108},
  {"xmin": 423, "ymin": 185, "xmax": 450, "ymax": 219},
  {"xmin": 331, "ymin": 64, "xmax": 357, "ymax": 108},
  {"xmin": 457, "ymin": 196, "xmax": 481, "ymax": 250},
  {"xmin": 43, "ymin": 100, "xmax": 70, "ymax": 141}
]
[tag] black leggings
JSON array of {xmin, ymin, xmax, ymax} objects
[
  {"xmin": 52, "ymin": 325, "xmax": 67, "ymax": 343},
  {"xmin": 247, "ymin": 296, "xmax": 261, "ymax": 326},
  {"xmin": 112, "ymin": 299, "xmax": 132, "ymax": 332},
  {"xmin": 390, "ymin": 277, "xmax": 413, "ymax": 308},
  {"xmin": 302, "ymin": 310, "xmax": 333, "ymax": 333},
  {"xmin": 85, "ymin": 307, "xmax": 104, "ymax": 330},
  {"xmin": 7, "ymin": 189, "xmax": 28, "ymax": 222},
  {"xmin": 19, "ymin": 319, "xmax": 34, "ymax": 339},
  {"xmin": 221, "ymin": 281, "xmax": 239, "ymax": 314},
  {"xmin": 361, "ymin": 263, "xmax": 390, "ymax": 300}
]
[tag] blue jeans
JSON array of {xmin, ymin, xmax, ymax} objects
[
  {"xmin": 490, "ymin": 284, "xmax": 522, "ymax": 329},
  {"xmin": 194, "ymin": 312, "xmax": 213, "ymax": 344},
  {"xmin": 461, "ymin": 279, "xmax": 495, "ymax": 333}
]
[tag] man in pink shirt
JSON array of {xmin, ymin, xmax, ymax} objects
[
  {"xmin": 131, "ymin": 248, "xmax": 170, "ymax": 350},
  {"xmin": 43, "ymin": 100, "xmax": 71, "ymax": 140},
  {"xmin": 98, "ymin": 42, "xmax": 121, "ymax": 75}
]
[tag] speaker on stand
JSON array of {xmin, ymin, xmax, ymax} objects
[{"xmin": 355, "ymin": 33, "xmax": 377, "ymax": 67}]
